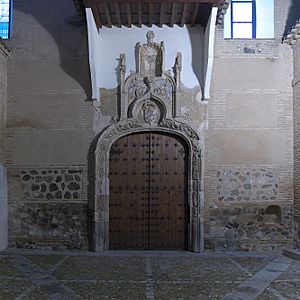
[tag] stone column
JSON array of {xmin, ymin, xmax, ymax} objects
[{"xmin": 0, "ymin": 41, "xmax": 9, "ymax": 251}]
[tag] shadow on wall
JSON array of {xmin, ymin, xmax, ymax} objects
[
  {"xmin": 87, "ymin": 137, "xmax": 96, "ymax": 251},
  {"xmin": 283, "ymin": 0, "xmax": 300, "ymax": 41},
  {"xmin": 87, "ymin": 131, "xmax": 104, "ymax": 251},
  {"xmin": 15, "ymin": 0, "xmax": 92, "ymax": 99},
  {"xmin": 14, "ymin": 0, "xmax": 93, "ymax": 249},
  {"xmin": 187, "ymin": 25, "xmax": 204, "ymax": 95}
]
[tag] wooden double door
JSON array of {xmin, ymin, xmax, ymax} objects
[{"xmin": 109, "ymin": 132, "xmax": 188, "ymax": 250}]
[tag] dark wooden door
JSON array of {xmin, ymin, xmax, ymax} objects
[{"xmin": 109, "ymin": 132, "xmax": 187, "ymax": 250}]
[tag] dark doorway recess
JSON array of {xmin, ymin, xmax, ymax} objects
[{"xmin": 109, "ymin": 131, "xmax": 188, "ymax": 250}]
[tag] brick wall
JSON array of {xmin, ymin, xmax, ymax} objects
[
  {"xmin": 0, "ymin": 41, "xmax": 9, "ymax": 250},
  {"xmin": 293, "ymin": 36, "xmax": 300, "ymax": 248},
  {"xmin": 293, "ymin": 39, "xmax": 300, "ymax": 216},
  {"xmin": 5, "ymin": 0, "xmax": 296, "ymax": 252},
  {"xmin": 0, "ymin": 42, "xmax": 8, "ymax": 165},
  {"xmin": 6, "ymin": 0, "xmax": 94, "ymax": 249},
  {"xmin": 204, "ymin": 0, "xmax": 294, "ymax": 251}
]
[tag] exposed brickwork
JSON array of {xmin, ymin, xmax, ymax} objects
[
  {"xmin": 0, "ymin": 40, "xmax": 9, "ymax": 250},
  {"xmin": 204, "ymin": 0, "xmax": 294, "ymax": 250},
  {"xmin": 293, "ymin": 39, "xmax": 300, "ymax": 216},
  {"xmin": 292, "ymin": 27, "xmax": 300, "ymax": 248},
  {"xmin": 0, "ymin": 42, "xmax": 9, "ymax": 165},
  {"xmin": 6, "ymin": 0, "xmax": 93, "ymax": 249},
  {"xmin": 3, "ymin": 0, "xmax": 297, "ymax": 251}
]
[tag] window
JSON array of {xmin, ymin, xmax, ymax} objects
[
  {"xmin": 0, "ymin": 0, "xmax": 11, "ymax": 39},
  {"xmin": 224, "ymin": 0, "xmax": 274, "ymax": 39}
]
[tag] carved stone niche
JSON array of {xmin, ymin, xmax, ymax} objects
[
  {"xmin": 138, "ymin": 31, "xmax": 164, "ymax": 77},
  {"xmin": 93, "ymin": 32, "xmax": 204, "ymax": 252},
  {"xmin": 119, "ymin": 31, "xmax": 182, "ymax": 120}
]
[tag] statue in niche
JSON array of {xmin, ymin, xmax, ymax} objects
[
  {"xmin": 146, "ymin": 31, "xmax": 155, "ymax": 43},
  {"xmin": 140, "ymin": 31, "xmax": 163, "ymax": 77},
  {"xmin": 120, "ymin": 31, "xmax": 180, "ymax": 119}
]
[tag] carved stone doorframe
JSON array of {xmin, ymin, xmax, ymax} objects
[
  {"xmin": 93, "ymin": 32, "xmax": 204, "ymax": 252},
  {"xmin": 93, "ymin": 119, "xmax": 204, "ymax": 252}
]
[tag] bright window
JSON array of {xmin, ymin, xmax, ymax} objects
[
  {"xmin": 0, "ymin": 0, "xmax": 11, "ymax": 39},
  {"xmin": 224, "ymin": 0, "xmax": 274, "ymax": 39}
]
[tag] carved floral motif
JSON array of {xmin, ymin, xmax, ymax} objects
[
  {"xmin": 127, "ymin": 77, "xmax": 147, "ymax": 103},
  {"xmin": 94, "ymin": 31, "xmax": 204, "ymax": 252},
  {"xmin": 127, "ymin": 76, "xmax": 173, "ymax": 104},
  {"xmin": 161, "ymin": 119, "xmax": 198, "ymax": 139},
  {"xmin": 152, "ymin": 79, "xmax": 173, "ymax": 101}
]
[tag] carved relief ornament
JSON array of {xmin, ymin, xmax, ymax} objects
[{"xmin": 93, "ymin": 32, "xmax": 204, "ymax": 253}]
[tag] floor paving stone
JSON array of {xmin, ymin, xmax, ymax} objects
[
  {"xmin": 151, "ymin": 257, "xmax": 247, "ymax": 282},
  {"xmin": 10, "ymin": 256, "xmax": 82, "ymax": 300},
  {"xmin": 154, "ymin": 282, "xmax": 241, "ymax": 300},
  {"xmin": 228, "ymin": 256, "xmax": 273, "ymax": 275},
  {"xmin": 25, "ymin": 255, "xmax": 66, "ymax": 272},
  {"xmin": 53, "ymin": 256, "xmax": 147, "ymax": 281},
  {"xmin": 269, "ymin": 280, "xmax": 300, "ymax": 299},
  {"xmin": 0, "ymin": 257, "xmax": 23, "ymax": 277},
  {"xmin": 276, "ymin": 260, "xmax": 300, "ymax": 280},
  {"xmin": 65, "ymin": 281, "xmax": 147, "ymax": 300},
  {"xmin": 257, "ymin": 289, "xmax": 279, "ymax": 300},
  {"xmin": 0, "ymin": 251, "xmax": 299, "ymax": 299},
  {"xmin": 222, "ymin": 256, "xmax": 291, "ymax": 300},
  {"xmin": 0, "ymin": 278, "xmax": 32, "ymax": 300}
]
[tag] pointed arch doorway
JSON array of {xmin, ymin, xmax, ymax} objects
[{"xmin": 109, "ymin": 131, "xmax": 188, "ymax": 250}]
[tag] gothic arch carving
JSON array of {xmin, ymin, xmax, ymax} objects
[{"xmin": 93, "ymin": 32, "xmax": 204, "ymax": 252}]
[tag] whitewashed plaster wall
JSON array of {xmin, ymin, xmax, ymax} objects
[
  {"xmin": 203, "ymin": 8, "xmax": 217, "ymax": 99},
  {"xmin": 86, "ymin": 8, "xmax": 210, "ymax": 100}
]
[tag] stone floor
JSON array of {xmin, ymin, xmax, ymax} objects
[{"xmin": 0, "ymin": 250, "xmax": 299, "ymax": 299}]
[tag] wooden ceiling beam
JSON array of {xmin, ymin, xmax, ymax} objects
[
  {"xmin": 149, "ymin": 2, "xmax": 153, "ymax": 26},
  {"xmin": 138, "ymin": 2, "xmax": 142, "ymax": 27},
  {"xmin": 180, "ymin": 3, "xmax": 188, "ymax": 27},
  {"xmin": 85, "ymin": 0, "xmax": 222, "ymax": 28},
  {"xmin": 85, "ymin": 0, "xmax": 221, "ymax": 5},
  {"xmin": 127, "ymin": 3, "xmax": 132, "ymax": 27},
  {"xmin": 115, "ymin": 2, "xmax": 122, "ymax": 27},
  {"xmin": 93, "ymin": 4, "xmax": 102, "ymax": 28},
  {"xmin": 159, "ymin": 2, "xmax": 164, "ymax": 28},
  {"xmin": 191, "ymin": 3, "xmax": 199, "ymax": 26},
  {"xmin": 103, "ymin": 2, "xmax": 112, "ymax": 27},
  {"xmin": 170, "ymin": 2, "xmax": 176, "ymax": 27}
]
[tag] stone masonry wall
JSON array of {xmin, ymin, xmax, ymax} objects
[
  {"xmin": 5, "ymin": 0, "xmax": 296, "ymax": 251},
  {"xmin": 205, "ymin": 0, "xmax": 294, "ymax": 251},
  {"xmin": 293, "ymin": 37, "xmax": 300, "ymax": 248},
  {"xmin": 6, "ymin": 0, "xmax": 93, "ymax": 249},
  {"xmin": 0, "ymin": 41, "xmax": 9, "ymax": 250},
  {"xmin": 0, "ymin": 42, "xmax": 8, "ymax": 165}
]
